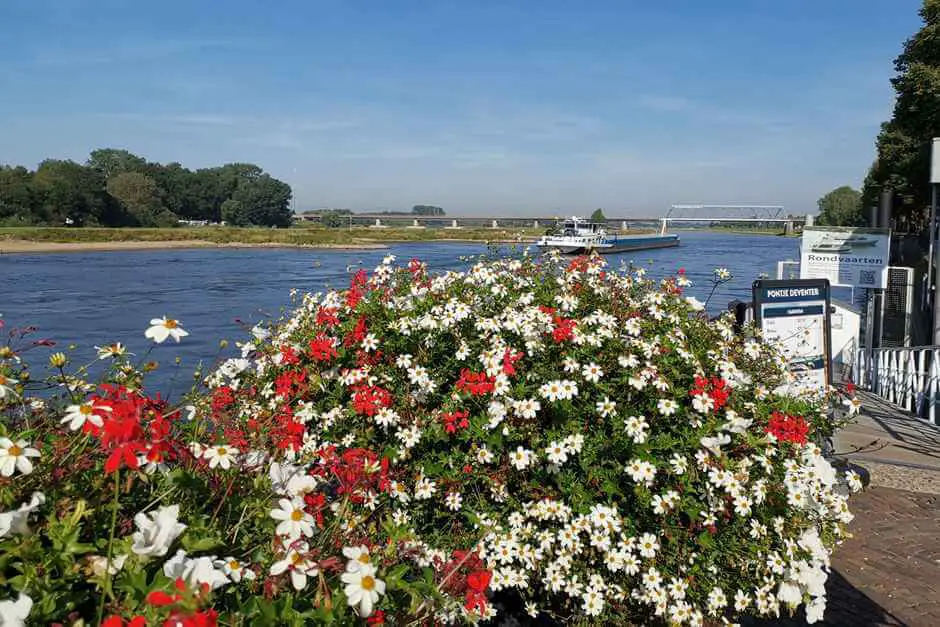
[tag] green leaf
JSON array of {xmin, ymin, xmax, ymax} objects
[
  {"xmin": 181, "ymin": 535, "xmax": 223, "ymax": 552},
  {"xmin": 696, "ymin": 531, "xmax": 715, "ymax": 549}
]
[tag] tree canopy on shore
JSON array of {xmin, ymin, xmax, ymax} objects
[
  {"xmin": 0, "ymin": 149, "xmax": 293, "ymax": 228},
  {"xmin": 862, "ymin": 0, "xmax": 940, "ymax": 231},
  {"xmin": 816, "ymin": 186, "xmax": 863, "ymax": 226}
]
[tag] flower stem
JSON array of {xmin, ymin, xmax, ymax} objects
[{"xmin": 96, "ymin": 468, "xmax": 120, "ymax": 626}]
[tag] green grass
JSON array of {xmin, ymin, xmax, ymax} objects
[{"xmin": 0, "ymin": 226, "xmax": 547, "ymax": 246}]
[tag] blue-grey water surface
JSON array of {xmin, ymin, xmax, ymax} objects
[{"xmin": 1, "ymin": 231, "xmax": 802, "ymax": 397}]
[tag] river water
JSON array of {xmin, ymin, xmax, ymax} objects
[{"xmin": 1, "ymin": 231, "xmax": 801, "ymax": 397}]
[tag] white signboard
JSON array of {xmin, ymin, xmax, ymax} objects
[
  {"xmin": 753, "ymin": 280, "xmax": 831, "ymax": 396},
  {"xmin": 932, "ymin": 137, "xmax": 940, "ymax": 184},
  {"xmin": 799, "ymin": 226, "xmax": 891, "ymax": 289}
]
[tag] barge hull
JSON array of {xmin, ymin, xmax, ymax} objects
[{"xmin": 539, "ymin": 234, "xmax": 680, "ymax": 255}]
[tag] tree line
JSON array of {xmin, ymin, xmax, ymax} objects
[
  {"xmin": 0, "ymin": 149, "xmax": 293, "ymax": 228},
  {"xmin": 816, "ymin": 0, "xmax": 938, "ymax": 230},
  {"xmin": 304, "ymin": 205, "xmax": 446, "ymax": 228}
]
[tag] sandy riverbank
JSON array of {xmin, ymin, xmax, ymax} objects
[{"xmin": 0, "ymin": 239, "xmax": 390, "ymax": 254}]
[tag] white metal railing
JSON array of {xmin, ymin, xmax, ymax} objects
[{"xmin": 856, "ymin": 345, "xmax": 940, "ymax": 424}]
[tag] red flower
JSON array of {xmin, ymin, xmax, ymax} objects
[
  {"xmin": 280, "ymin": 344, "xmax": 301, "ymax": 365},
  {"xmin": 455, "ymin": 370, "xmax": 495, "ymax": 396},
  {"xmin": 351, "ymin": 384, "xmax": 393, "ymax": 417},
  {"xmin": 316, "ymin": 306, "xmax": 340, "ymax": 327},
  {"xmin": 211, "ymin": 386, "xmax": 235, "ymax": 413},
  {"xmin": 690, "ymin": 376, "xmax": 730, "ymax": 411},
  {"xmin": 766, "ymin": 411, "xmax": 810, "ymax": 445},
  {"xmin": 551, "ymin": 316, "xmax": 576, "ymax": 343},
  {"xmin": 274, "ymin": 369, "xmax": 307, "ymax": 398},
  {"xmin": 366, "ymin": 610, "xmax": 386, "ymax": 625},
  {"xmin": 501, "ymin": 348, "xmax": 523, "ymax": 376},
  {"xmin": 343, "ymin": 316, "xmax": 368, "ymax": 348},
  {"xmin": 162, "ymin": 610, "xmax": 219, "ymax": 627},
  {"xmin": 441, "ymin": 410, "xmax": 470, "ymax": 434},
  {"xmin": 104, "ymin": 441, "xmax": 144, "ymax": 473},
  {"xmin": 566, "ymin": 256, "xmax": 590, "ymax": 273},
  {"xmin": 146, "ymin": 589, "xmax": 182, "ymax": 607},
  {"xmin": 466, "ymin": 569, "xmax": 492, "ymax": 593},
  {"xmin": 464, "ymin": 570, "xmax": 491, "ymax": 614},
  {"xmin": 351, "ymin": 269, "xmax": 369, "ymax": 289},
  {"xmin": 102, "ymin": 617, "xmax": 147, "ymax": 627},
  {"xmin": 308, "ymin": 334, "xmax": 338, "ymax": 362}
]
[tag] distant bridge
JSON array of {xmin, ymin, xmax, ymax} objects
[{"xmin": 295, "ymin": 204, "xmax": 810, "ymax": 233}]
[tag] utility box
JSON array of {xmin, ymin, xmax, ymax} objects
[{"xmin": 830, "ymin": 299, "xmax": 861, "ymax": 383}]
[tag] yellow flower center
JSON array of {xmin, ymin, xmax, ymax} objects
[
  {"xmin": 358, "ymin": 553, "xmax": 370, "ymax": 564},
  {"xmin": 164, "ymin": 319, "xmax": 178, "ymax": 329},
  {"xmin": 110, "ymin": 344, "xmax": 121, "ymax": 352},
  {"xmin": 217, "ymin": 447, "xmax": 227, "ymax": 456},
  {"xmin": 228, "ymin": 560, "xmax": 240, "ymax": 570},
  {"xmin": 291, "ymin": 553, "xmax": 304, "ymax": 565},
  {"xmin": 8, "ymin": 445, "xmax": 22, "ymax": 457},
  {"xmin": 0, "ymin": 375, "xmax": 7, "ymax": 385},
  {"xmin": 361, "ymin": 575, "xmax": 376, "ymax": 591},
  {"xmin": 80, "ymin": 405, "xmax": 94, "ymax": 415},
  {"xmin": 291, "ymin": 509, "xmax": 304, "ymax": 521}
]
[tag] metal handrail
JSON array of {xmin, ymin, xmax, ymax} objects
[{"xmin": 856, "ymin": 345, "xmax": 940, "ymax": 424}]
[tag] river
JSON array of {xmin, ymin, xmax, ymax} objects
[{"xmin": 1, "ymin": 231, "xmax": 801, "ymax": 397}]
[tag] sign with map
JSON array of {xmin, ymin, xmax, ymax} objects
[
  {"xmin": 752, "ymin": 279, "xmax": 832, "ymax": 396},
  {"xmin": 799, "ymin": 226, "xmax": 891, "ymax": 289}
]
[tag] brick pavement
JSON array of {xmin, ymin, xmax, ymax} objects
[
  {"xmin": 744, "ymin": 487, "xmax": 939, "ymax": 627},
  {"xmin": 748, "ymin": 391, "xmax": 940, "ymax": 626},
  {"xmin": 819, "ymin": 487, "xmax": 939, "ymax": 626}
]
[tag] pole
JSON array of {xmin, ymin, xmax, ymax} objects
[
  {"xmin": 871, "ymin": 190, "xmax": 892, "ymax": 350},
  {"xmin": 864, "ymin": 289, "xmax": 875, "ymax": 387},
  {"xmin": 927, "ymin": 184, "xmax": 936, "ymax": 306},
  {"xmin": 931, "ymin": 137, "xmax": 940, "ymax": 341}
]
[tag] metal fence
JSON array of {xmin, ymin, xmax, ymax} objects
[{"xmin": 856, "ymin": 345, "xmax": 940, "ymax": 424}]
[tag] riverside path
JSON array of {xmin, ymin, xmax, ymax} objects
[{"xmin": 750, "ymin": 391, "xmax": 940, "ymax": 626}]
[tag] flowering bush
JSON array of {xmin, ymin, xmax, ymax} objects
[{"xmin": 0, "ymin": 252, "xmax": 862, "ymax": 626}]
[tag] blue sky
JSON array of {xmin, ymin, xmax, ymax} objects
[{"xmin": 0, "ymin": 0, "xmax": 924, "ymax": 215}]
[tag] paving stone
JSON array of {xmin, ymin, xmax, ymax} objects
[{"xmin": 746, "ymin": 486, "xmax": 940, "ymax": 626}]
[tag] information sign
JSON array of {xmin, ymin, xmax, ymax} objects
[
  {"xmin": 752, "ymin": 279, "xmax": 832, "ymax": 395},
  {"xmin": 799, "ymin": 226, "xmax": 890, "ymax": 289}
]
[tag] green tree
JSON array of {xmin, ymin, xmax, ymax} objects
[
  {"xmin": 0, "ymin": 165, "xmax": 35, "ymax": 225},
  {"xmin": 816, "ymin": 186, "xmax": 863, "ymax": 226},
  {"xmin": 146, "ymin": 162, "xmax": 198, "ymax": 220},
  {"xmin": 32, "ymin": 159, "xmax": 117, "ymax": 226},
  {"xmin": 106, "ymin": 172, "xmax": 177, "ymax": 227},
  {"xmin": 230, "ymin": 175, "xmax": 293, "ymax": 227},
  {"xmin": 0, "ymin": 152, "xmax": 293, "ymax": 227},
  {"xmin": 862, "ymin": 0, "xmax": 940, "ymax": 230},
  {"xmin": 220, "ymin": 198, "xmax": 249, "ymax": 226},
  {"xmin": 320, "ymin": 212, "xmax": 348, "ymax": 228},
  {"xmin": 86, "ymin": 148, "xmax": 148, "ymax": 179},
  {"xmin": 412, "ymin": 204, "xmax": 445, "ymax": 216},
  {"xmin": 590, "ymin": 208, "xmax": 607, "ymax": 222}
]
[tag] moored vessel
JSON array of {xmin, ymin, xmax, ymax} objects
[{"xmin": 535, "ymin": 217, "xmax": 679, "ymax": 254}]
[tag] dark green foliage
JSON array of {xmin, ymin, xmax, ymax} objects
[
  {"xmin": 0, "ymin": 149, "xmax": 293, "ymax": 228},
  {"xmin": 320, "ymin": 212, "xmax": 349, "ymax": 228},
  {"xmin": 863, "ymin": 0, "xmax": 940, "ymax": 230},
  {"xmin": 590, "ymin": 208, "xmax": 607, "ymax": 222},
  {"xmin": 816, "ymin": 186, "xmax": 863, "ymax": 226}
]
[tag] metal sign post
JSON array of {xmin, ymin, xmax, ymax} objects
[{"xmin": 931, "ymin": 138, "xmax": 940, "ymax": 342}]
